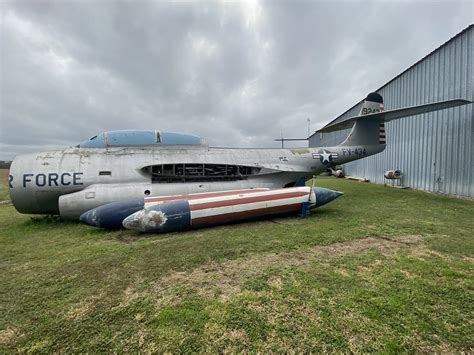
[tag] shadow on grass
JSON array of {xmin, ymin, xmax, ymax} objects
[
  {"xmin": 113, "ymin": 232, "xmax": 147, "ymax": 243},
  {"xmin": 21, "ymin": 207, "xmax": 343, "ymax": 244},
  {"xmin": 115, "ymin": 208, "xmax": 344, "ymax": 239},
  {"xmin": 28, "ymin": 215, "xmax": 76, "ymax": 225}
]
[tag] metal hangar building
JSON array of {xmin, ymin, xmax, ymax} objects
[{"xmin": 309, "ymin": 24, "xmax": 473, "ymax": 198}]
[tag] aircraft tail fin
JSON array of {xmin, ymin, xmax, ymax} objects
[
  {"xmin": 358, "ymin": 92, "xmax": 384, "ymax": 116},
  {"xmin": 317, "ymin": 93, "xmax": 471, "ymax": 147}
]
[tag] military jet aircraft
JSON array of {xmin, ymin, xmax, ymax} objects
[{"xmin": 8, "ymin": 93, "xmax": 471, "ymax": 223}]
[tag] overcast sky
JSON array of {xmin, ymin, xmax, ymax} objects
[{"xmin": 0, "ymin": 0, "xmax": 472, "ymax": 159}]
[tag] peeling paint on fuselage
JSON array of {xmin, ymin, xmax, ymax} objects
[{"xmin": 289, "ymin": 148, "xmax": 310, "ymax": 154}]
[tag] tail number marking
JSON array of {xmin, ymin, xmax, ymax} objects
[{"xmin": 341, "ymin": 148, "xmax": 367, "ymax": 156}]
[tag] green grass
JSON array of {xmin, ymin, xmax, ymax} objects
[{"xmin": 1, "ymin": 170, "xmax": 473, "ymax": 352}]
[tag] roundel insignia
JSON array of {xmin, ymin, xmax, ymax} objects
[{"xmin": 313, "ymin": 149, "xmax": 339, "ymax": 165}]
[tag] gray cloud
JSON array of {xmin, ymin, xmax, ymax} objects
[{"xmin": 1, "ymin": 0, "xmax": 472, "ymax": 159}]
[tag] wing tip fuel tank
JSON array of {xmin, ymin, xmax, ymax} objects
[
  {"xmin": 79, "ymin": 198, "xmax": 144, "ymax": 229},
  {"xmin": 123, "ymin": 187, "xmax": 342, "ymax": 233},
  {"xmin": 313, "ymin": 187, "xmax": 343, "ymax": 207},
  {"xmin": 123, "ymin": 199, "xmax": 191, "ymax": 233},
  {"xmin": 79, "ymin": 186, "xmax": 343, "ymax": 232}
]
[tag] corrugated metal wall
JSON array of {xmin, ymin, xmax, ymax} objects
[{"xmin": 309, "ymin": 25, "xmax": 473, "ymax": 198}]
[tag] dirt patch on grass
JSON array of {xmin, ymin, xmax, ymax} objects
[
  {"xmin": 0, "ymin": 327, "xmax": 17, "ymax": 346},
  {"xmin": 153, "ymin": 235, "xmax": 423, "ymax": 299},
  {"xmin": 116, "ymin": 285, "xmax": 141, "ymax": 309},
  {"xmin": 114, "ymin": 233, "xmax": 144, "ymax": 243},
  {"xmin": 66, "ymin": 295, "xmax": 102, "ymax": 320},
  {"xmin": 267, "ymin": 276, "xmax": 283, "ymax": 290},
  {"xmin": 462, "ymin": 256, "xmax": 474, "ymax": 263}
]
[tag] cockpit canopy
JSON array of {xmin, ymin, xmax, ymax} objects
[{"xmin": 78, "ymin": 130, "xmax": 204, "ymax": 148}]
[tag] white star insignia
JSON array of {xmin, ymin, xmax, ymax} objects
[{"xmin": 320, "ymin": 150, "xmax": 331, "ymax": 164}]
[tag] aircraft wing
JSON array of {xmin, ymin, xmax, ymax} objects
[{"xmin": 318, "ymin": 99, "xmax": 471, "ymax": 133}]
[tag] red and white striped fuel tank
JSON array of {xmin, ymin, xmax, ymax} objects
[{"xmin": 122, "ymin": 186, "xmax": 316, "ymax": 233}]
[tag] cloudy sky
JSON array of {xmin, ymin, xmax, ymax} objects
[{"xmin": 0, "ymin": 0, "xmax": 472, "ymax": 159}]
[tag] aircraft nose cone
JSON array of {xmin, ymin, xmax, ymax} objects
[{"xmin": 314, "ymin": 187, "xmax": 343, "ymax": 208}]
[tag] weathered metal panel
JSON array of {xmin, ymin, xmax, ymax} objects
[{"xmin": 309, "ymin": 25, "xmax": 473, "ymax": 198}]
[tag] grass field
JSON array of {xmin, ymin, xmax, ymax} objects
[{"xmin": 0, "ymin": 169, "xmax": 473, "ymax": 352}]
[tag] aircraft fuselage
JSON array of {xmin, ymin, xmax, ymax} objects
[{"xmin": 8, "ymin": 144, "xmax": 384, "ymax": 218}]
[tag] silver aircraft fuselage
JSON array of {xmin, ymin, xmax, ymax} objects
[
  {"xmin": 10, "ymin": 93, "xmax": 470, "ymax": 220},
  {"xmin": 8, "ymin": 143, "xmax": 384, "ymax": 219}
]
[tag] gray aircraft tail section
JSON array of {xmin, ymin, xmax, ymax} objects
[{"xmin": 318, "ymin": 93, "xmax": 471, "ymax": 147}]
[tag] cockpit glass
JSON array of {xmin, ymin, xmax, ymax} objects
[{"xmin": 89, "ymin": 135, "xmax": 98, "ymax": 140}]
